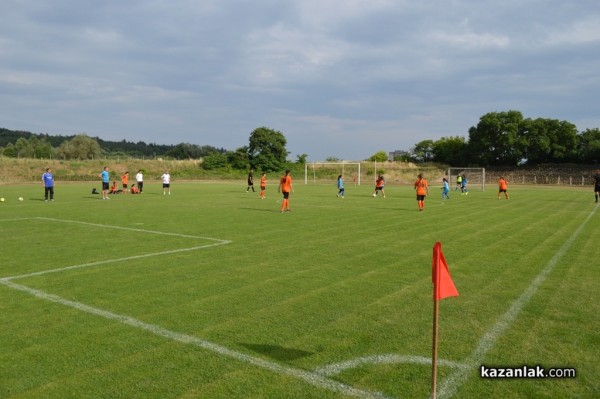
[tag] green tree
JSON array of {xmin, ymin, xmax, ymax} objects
[
  {"xmin": 202, "ymin": 152, "xmax": 228, "ymax": 170},
  {"xmin": 468, "ymin": 110, "xmax": 526, "ymax": 166},
  {"xmin": 432, "ymin": 136, "xmax": 468, "ymax": 166},
  {"xmin": 577, "ymin": 128, "xmax": 600, "ymax": 164},
  {"xmin": 58, "ymin": 134, "xmax": 101, "ymax": 160},
  {"xmin": 368, "ymin": 150, "xmax": 388, "ymax": 162},
  {"xmin": 227, "ymin": 147, "xmax": 250, "ymax": 170},
  {"xmin": 3, "ymin": 142, "xmax": 16, "ymax": 157},
  {"xmin": 412, "ymin": 140, "xmax": 435, "ymax": 163},
  {"xmin": 296, "ymin": 153, "xmax": 308, "ymax": 164},
  {"xmin": 247, "ymin": 127, "xmax": 288, "ymax": 172},
  {"xmin": 15, "ymin": 137, "xmax": 33, "ymax": 158}
]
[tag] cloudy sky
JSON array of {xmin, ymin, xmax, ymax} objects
[{"xmin": 1, "ymin": 1, "xmax": 599, "ymax": 160}]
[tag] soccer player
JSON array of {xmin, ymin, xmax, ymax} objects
[
  {"xmin": 246, "ymin": 169, "xmax": 255, "ymax": 192},
  {"xmin": 161, "ymin": 171, "xmax": 171, "ymax": 195},
  {"xmin": 594, "ymin": 170, "xmax": 600, "ymax": 203},
  {"xmin": 441, "ymin": 177, "xmax": 450, "ymax": 200},
  {"xmin": 260, "ymin": 172, "xmax": 267, "ymax": 199},
  {"xmin": 278, "ymin": 169, "xmax": 294, "ymax": 212},
  {"xmin": 337, "ymin": 174, "xmax": 345, "ymax": 198},
  {"xmin": 461, "ymin": 174, "xmax": 468, "ymax": 195},
  {"xmin": 42, "ymin": 167, "xmax": 54, "ymax": 202},
  {"xmin": 130, "ymin": 184, "xmax": 140, "ymax": 194},
  {"xmin": 455, "ymin": 174, "xmax": 462, "ymax": 191},
  {"xmin": 498, "ymin": 176, "xmax": 509, "ymax": 199},
  {"xmin": 372, "ymin": 174, "xmax": 386, "ymax": 197},
  {"xmin": 135, "ymin": 169, "xmax": 144, "ymax": 193},
  {"xmin": 414, "ymin": 173, "xmax": 430, "ymax": 211},
  {"xmin": 121, "ymin": 171, "xmax": 129, "ymax": 194},
  {"xmin": 98, "ymin": 166, "xmax": 110, "ymax": 200}
]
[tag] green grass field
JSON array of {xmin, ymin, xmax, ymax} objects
[{"xmin": 1, "ymin": 181, "xmax": 598, "ymax": 399}]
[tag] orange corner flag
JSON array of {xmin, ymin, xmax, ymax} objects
[{"xmin": 432, "ymin": 242, "xmax": 459, "ymax": 301}]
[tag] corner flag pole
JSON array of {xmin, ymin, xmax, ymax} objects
[
  {"xmin": 431, "ymin": 242, "xmax": 459, "ymax": 399},
  {"xmin": 432, "ymin": 285, "xmax": 440, "ymax": 399}
]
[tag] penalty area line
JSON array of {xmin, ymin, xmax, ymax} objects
[
  {"xmin": 436, "ymin": 205, "xmax": 598, "ymax": 399},
  {"xmin": 0, "ymin": 279, "xmax": 393, "ymax": 399},
  {"xmin": 3, "ymin": 242, "xmax": 230, "ymax": 281}
]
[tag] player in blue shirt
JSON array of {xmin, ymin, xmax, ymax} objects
[
  {"xmin": 442, "ymin": 177, "xmax": 450, "ymax": 200},
  {"xmin": 42, "ymin": 168, "xmax": 54, "ymax": 201},
  {"xmin": 98, "ymin": 166, "xmax": 110, "ymax": 200},
  {"xmin": 337, "ymin": 174, "xmax": 345, "ymax": 198}
]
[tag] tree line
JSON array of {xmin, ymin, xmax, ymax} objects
[
  {"xmin": 0, "ymin": 128, "xmax": 226, "ymax": 160},
  {"xmin": 397, "ymin": 110, "xmax": 600, "ymax": 166},
  {"xmin": 0, "ymin": 126, "xmax": 292, "ymax": 173}
]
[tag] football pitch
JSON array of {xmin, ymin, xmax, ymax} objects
[{"xmin": 0, "ymin": 181, "xmax": 598, "ymax": 399}]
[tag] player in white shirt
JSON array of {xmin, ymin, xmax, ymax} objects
[{"xmin": 161, "ymin": 171, "xmax": 171, "ymax": 195}]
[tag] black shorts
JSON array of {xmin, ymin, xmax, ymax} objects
[
  {"xmin": 102, "ymin": 182, "xmax": 109, "ymax": 190},
  {"xmin": 282, "ymin": 191, "xmax": 290, "ymax": 199},
  {"xmin": 122, "ymin": 184, "xmax": 128, "ymax": 189},
  {"xmin": 595, "ymin": 185, "xmax": 600, "ymax": 192},
  {"xmin": 416, "ymin": 195, "xmax": 426, "ymax": 201},
  {"xmin": 163, "ymin": 183, "xmax": 170, "ymax": 188},
  {"xmin": 499, "ymin": 189, "xmax": 507, "ymax": 193},
  {"xmin": 375, "ymin": 187, "xmax": 383, "ymax": 191}
]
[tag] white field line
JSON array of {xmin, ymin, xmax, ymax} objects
[
  {"xmin": 0, "ymin": 279, "xmax": 392, "ymax": 399},
  {"xmin": 315, "ymin": 355, "xmax": 470, "ymax": 377},
  {"xmin": 436, "ymin": 205, "xmax": 598, "ymax": 399},
  {"xmin": 36, "ymin": 217, "xmax": 229, "ymax": 242},
  {"xmin": 3, "ymin": 244, "xmax": 229, "ymax": 281}
]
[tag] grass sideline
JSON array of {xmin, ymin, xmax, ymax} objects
[{"xmin": 0, "ymin": 181, "xmax": 598, "ymax": 399}]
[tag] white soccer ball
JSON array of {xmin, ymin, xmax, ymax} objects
[
  {"xmin": 0, "ymin": 198, "xmax": 4, "ymax": 202},
  {"xmin": 372, "ymin": 193, "xmax": 376, "ymax": 197},
  {"xmin": 18, "ymin": 197, "xmax": 23, "ymax": 202}
]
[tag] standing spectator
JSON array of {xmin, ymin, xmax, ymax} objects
[
  {"xmin": 260, "ymin": 172, "xmax": 267, "ymax": 199},
  {"xmin": 278, "ymin": 169, "xmax": 294, "ymax": 212},
  {"xmin": 414, "ymin": 173, "xmax": 430, "ymax": 211},
  {"xmin": 42, "ymin": 168, "xmax": 54, "ymax": 202},
  {"xmin": 135, "ymin": 169, "xmax": 144, "ymax": 193},
  {"xmin": 337, "ymin": 174, "xmax": 345, "ymax": 198},
  {"xmin": 161, "ymin": 171, "xmax": 171, "ymax": 195},
  {"xmin": 594, "ymin": 170, "xmax": 600, "ymax": 203},
  {"xmin": 246, "ymin": 169, "xmax": 255, "ymax": 192},
  {"xmin": 498, "ymin": 176, "xmax": 509, "ymax": 199},
  {"xmin": 98, "ymin": 166, "xmax": 110, "ymax": 200},
  {"xmin": 441, "ymin": 177, "xmax": 450, "ymax": 200},
  {"xmin": 121, "ymin": 171, "xmax": 129, "ymax": 194}
]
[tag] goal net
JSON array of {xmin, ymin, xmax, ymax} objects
[
  {"xmin": 304, "ymin": 162, "xmax": 362, "ymax": 185},
  {"xmin": 447, "ymin": 167, "xmax": 486, "ymax": 191}
]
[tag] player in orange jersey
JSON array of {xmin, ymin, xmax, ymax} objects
[
  {"xmin": 121, "ymin": 171, "xmax": 129, "ymax": 194},
  {"xmin": 498, "ymin": 176, "xmax": 509, "ymax": 199},
  {"xmin": 278, "ymin": 169, "xmax": 294, "ymax": 212},
  {"xmin": 414, "ymin": 173, "xmax": 430, "ymax": 211},
  {"xmin": 372, "ymin": 174, "xmax": 386, "ymax": 197},
  {"xmin": 260, "ymin": 172, "xmax": 267, "ymax": 199}
]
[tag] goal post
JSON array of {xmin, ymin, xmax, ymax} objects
[
  {"xmin": 304, "ymin": 162, "xmax": 361, "ymax": 185},
  {"xmin": 447, "ymin": 167, "xmax": 486, "ymax": 191}
]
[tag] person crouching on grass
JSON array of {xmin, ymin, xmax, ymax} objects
[
  {"xmin": 414, "ymin": 173, "xmax": 429, "ymax": 211},
  {"xmin": 278, "ymin": 170, "xmax": 294, "ymax": 212}
]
